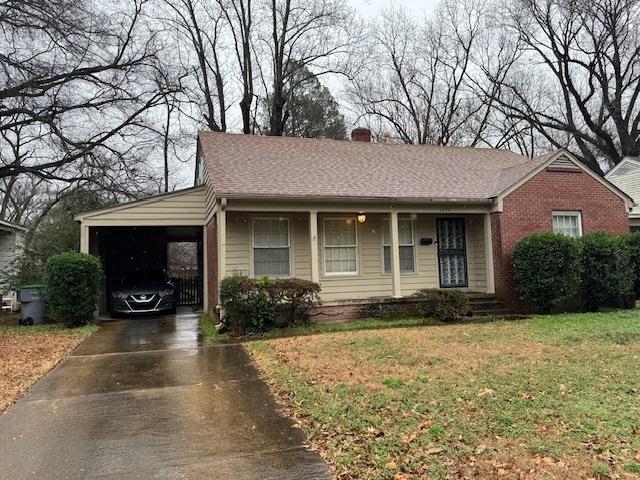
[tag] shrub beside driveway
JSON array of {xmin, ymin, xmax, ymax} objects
[
  {"xmin": 247, "ymin": 311, "xmax": 640, "ymax": 479},
  {"xmin": 0, "ymin": 322, "xmax": 96, "ymax": 412}
]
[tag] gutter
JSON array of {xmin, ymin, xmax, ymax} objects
[{"xmin": 214, "ymin": 193, "xmax": 495, "ymax": 205}]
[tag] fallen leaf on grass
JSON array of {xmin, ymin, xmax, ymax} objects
[
  {"xmin": 426, "ymin": 447, "xmax": 443, "ymax": 455},
  {"xmin": 477, "ymin": 388, "xmax": 496, "ymax": 396},
  {"xmin": 394, "ymin": 474, "xmax": 411, "ymax": 480}
]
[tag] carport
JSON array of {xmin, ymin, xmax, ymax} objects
[{"xmin": 75, "ymin": 186, "xmax": 210, "ymax": 315}]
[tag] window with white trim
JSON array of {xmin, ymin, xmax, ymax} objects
[
  {"xmin": 552, "ymin": 211, "xmax": 582, "ymax": 238},
  {"xmin": 324, "ymin": 218, "xmax": 358, "ymax": 274},
  {"xmin": 252, "ymin": 218, "xmax": 290, "ymax": 276},
  {"xmin": 382, "ymin": 217, "xmax": 415, "ymax": 273}
]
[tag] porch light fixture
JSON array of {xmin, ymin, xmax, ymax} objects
[{"xmin": 357, "ymin": 213, "xmax": 366, "ymax": 224}]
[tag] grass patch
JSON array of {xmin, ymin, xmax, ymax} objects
[
  {"xmin": 200, "ymin": 315, "xmax": 429, "ymax": 343},
  {"xmin": 199, "ymin": 311, "xmax": 231, "ymax": 343},
  {"xmin": 247, "ymin": 309, "xmax": 640, "ymax": 479}
]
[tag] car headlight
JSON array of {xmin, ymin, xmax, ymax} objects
[
  {"xmin": 112, "ymin": 292, "xmax": 128, "ymax": 299},
  {"xmin": 159, "ymin": 289, "xmax": 174, "ymax": 298}
]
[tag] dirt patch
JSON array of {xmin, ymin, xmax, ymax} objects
[{"xmin": 0, "ymin": 328, "xmax": 93, "ymax": 412}]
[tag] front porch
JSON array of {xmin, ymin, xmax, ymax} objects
[{"xmin": 218, "ymin": 206, "xmax": 496, "ymax": 306}]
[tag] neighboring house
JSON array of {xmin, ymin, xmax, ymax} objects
[
  {"xmin": 76, "ymin": 129, "xmax": 633, "ymax": 317},
  {"xmin": 0, "ymin": 220, "xmax": 27, "ymax": 311},
  {"xmin": 605, "ymin": 157, "xmax": 640, "ymax": 232}
]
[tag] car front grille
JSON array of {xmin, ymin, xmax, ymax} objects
[{"xmin": 126, "ymin": 294, "xmax": 160, "ymax": 311}]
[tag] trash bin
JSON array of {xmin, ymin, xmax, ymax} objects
[{"xmin": 17, "ymin": 284, "xmax": 47, "ymax": 326}]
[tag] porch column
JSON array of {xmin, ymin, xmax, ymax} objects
[
  {"xmin": 390, "ymin": 211, "xmax": 402, "ymax": 298},
  {"xmin": 80, "ymin": 225, "xmax": 89, "ymax": 254},
  {"xmin": 484, "ymin": 213, "xmax": 495, "ymax": 294},
  {"xmin": 309, "ymin": 211, "xmax": 320, "ymax": 284},
  {"xmin": 217, "ymin": 202, "xmax": 227, "ymax": 282},
  {"xmin": 202, "ymin": 226, "xmax": 209, "ymax": 311}
]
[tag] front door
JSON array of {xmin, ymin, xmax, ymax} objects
[{"xmin": 436, "ymin": 218, "xmax": 468, "ymax": 288}]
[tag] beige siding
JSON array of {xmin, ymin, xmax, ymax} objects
[
  {"xmin": 0, "ymin": 230, "xmax": 23, "ymax": 290},
  {"xmin": 465, "ymin": 215, "xmax": 487, "ymax": 291},
  {"xmin": 225, "ymin": 212, "xmax": 311, "ymax": 279},
  {"xmin": 81, "ymin": 186, "xmax": 207, "ymax": 226},
  {"xmin": 224, "ymin": 211, "xmax": 489, "ymax": 303},
  {"xmin": 608, "ymin": 169, "xmax": 640, "ymax": 215},
  {"xmin": 201, "ymin": 163, "xmax": 216, "ymax": 219}
]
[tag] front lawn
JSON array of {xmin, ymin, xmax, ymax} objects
[
  {"xmin": 247, "ymin": 310, "xmax": 640, "ymax": 479},
  {"xmin": 0, "ymin": 322, "xmax": 97, "ymax": 412}
]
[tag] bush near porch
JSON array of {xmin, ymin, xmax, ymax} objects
[
  {"xmin": 247, "ymin": 310, "xmax": 640, "ymax": 479},
  {"xmin": 220, "ymin": 273, "xmax": 320, "ymax": 335},
  {"xmin": 514, "ymin": 232, "xmax": 636, "ymax": 312}
]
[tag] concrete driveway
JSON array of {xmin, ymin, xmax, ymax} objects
[{"xmin": 0, "ymin": 312, "xmax": 330, "ymax": 480}]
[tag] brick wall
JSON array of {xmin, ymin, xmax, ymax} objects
[
  {"xmin": 206, "ymin": 215, "xmax": 219, "ymax": 315},
  {"xmin": 492, "ymin": 168, "xmax": 630, "ymax": 306}
]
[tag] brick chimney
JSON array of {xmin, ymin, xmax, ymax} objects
[{"xmin": 351, "ymin": 127, "xmax": 371, "ymax": 142}]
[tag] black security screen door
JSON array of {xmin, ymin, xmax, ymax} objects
[{"xmin": 436, "ymin": 218, "xmax": 468, "ymax": 288}]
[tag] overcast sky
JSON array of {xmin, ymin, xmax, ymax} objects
[{"xmin": 349, "ymin": 0, "xmax": 438, "ymax": 17}]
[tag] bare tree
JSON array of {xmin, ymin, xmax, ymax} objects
[
  {"xmin": 485, "ymin": 0, "xmax": 640, "ymax": 173},
  {"xmin": 217, "ymin": 0, "xmax": 255, "ymax": 134},
  {"xmin": 349, "ymin": 1, "xmax": 491, "ymax": 146},
  {"xmin": 0, "ymin": 0, "xmax": 178, "ymax": 182},
  {"xmin": 162, "ymin": 0, "xmax": 228, "ymax": 132},
  {"xmin": 258, "ymin": 0, "xmax": 358, "ymax": 136}
]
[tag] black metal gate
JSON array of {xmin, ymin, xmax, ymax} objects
[
  {"xmin": 171, "ymin": 276, "xmax": 201, "ymax": 306},
  {"xmin": 436, "ymin": 218, "xmax": 468, "ymax": 288}
]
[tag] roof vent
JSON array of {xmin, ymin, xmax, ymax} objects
[
  {"xmin": 351, "ymin": 127, "xmax": 371, "ymax": 142},
  {"xmin": 547, "ymin": 154, "xmax": 581, "ymax": 172}
]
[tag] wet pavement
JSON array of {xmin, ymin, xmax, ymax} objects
[{"xmin": 0, "ymin": 312, "xmax": 330, "ymax": 480}]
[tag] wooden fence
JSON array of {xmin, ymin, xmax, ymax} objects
[{"xmin": 171, "ymin": 276, "xmax": 201, "ymax": 306}]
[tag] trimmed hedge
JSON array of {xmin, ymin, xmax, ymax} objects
[
  {"xmin": 220, "ymin": 273, "xmax": 320, "ymax": 334},
  {"xmin": 513, "ymin": 232, "xmax": 636, "ymax": 313},
  {"xmin": 413, "ymin": 288, "xmax": 469, "ymax": 322},
  {"xmin": 45, "ymin": 252, "xmax": 103, "ymax": 326},
  {"xmin": 627, "ymin": 232, "xmax": 640, "ymax": 297},
  {"xmin": 512, "ymin": 233, "xmax": 581, "ymax": 313},
  {"xmin": 579, "ymin": 233, "xmax": 633, "ymax": 311}
]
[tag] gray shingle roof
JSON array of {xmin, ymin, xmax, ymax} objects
[{"xmin": 198, "ymin": 131, "xmax": 556, "ymax": 201}]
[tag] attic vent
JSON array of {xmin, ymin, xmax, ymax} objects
[
  {"xmin": 608, "ymin": 161, "xmax": 640, "ymax": 177},
  {"xmin": 547, "ymin": 154, "xmax": 581, "ymax": 172}
]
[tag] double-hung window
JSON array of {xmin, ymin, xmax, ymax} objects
[
  {"xmin": 382, "ymin": 217, "xmax": 415, "ymax": 273},
  {"xmin": 324, "ymin": 218, "xmax": 358, "ymax": 275},
  {"xmin": 252, "ymin": 218, "xmax": 290, "ymax": 277},
  {"xmin": 552, "ymin": 211, "xmax": 582, "ymax": 238}
]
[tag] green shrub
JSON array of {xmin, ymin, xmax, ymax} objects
[
  {"xmin": 580, "ymin": 233, "xmax": 633, "ymax": 311},
  {"xmin": 219, "ymin": 273, "xmax": 320, "ymax": 335},
  {"xmin": 512, "ymin": 233, "xmax": 582, "ymax": 313},
  {"xmin": 413, "ymin": 289, "xmax": 469, "ymax": 322},
  {"xmin": 45, "ymin": 251, "xmax": 103, "ymax": 327},
  {"xmin": 268, "ymin": 278, "xmax": 321, "ymax": 326},
  {"xmin": 627, "ymin": 232, "xmax": 640, "ymax": 297}
]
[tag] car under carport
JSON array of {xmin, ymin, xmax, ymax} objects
[{"xmin": 75, "ymin": 186, "xmax": 211, "ymax": 315}]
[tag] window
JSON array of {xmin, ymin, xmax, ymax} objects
[
  {"xmin": 382, "ymin": 217, "xmax": 415, "ymax": 273},
  {"xmin": 552, "ymin": 211, "xmax": 582, "ymax": 238},
  {"xmin": 252, "ymin": 218, "xmax": 290, "ymax": 276},
  {"xmin": 324, "ymin": 218, "xmax": 358, "ymax": 274}
]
